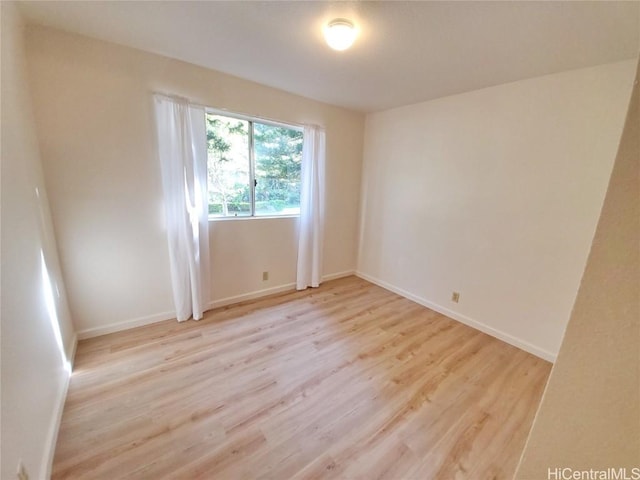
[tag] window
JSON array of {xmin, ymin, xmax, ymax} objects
[{"xmin": 206, "ymin": 112, "xmax": 303, "ymax": 218}]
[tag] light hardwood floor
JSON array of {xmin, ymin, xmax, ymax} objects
[{"xmin": 53, "ymin": 276, "xmax": 551, "ymax": 479}]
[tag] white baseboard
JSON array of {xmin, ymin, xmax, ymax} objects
[
  {"xmin": 77, "ymin": 310, "xmax": 176, "ymax": 340},
  {"xmin": 355, "ymin": 271, "xmax": 556, "ymax": 363},
  {"xmin": 209, "ymin": 282, "xmax": 297, "ymax": 309},
  {"xmin": 322, "ymin": 269, "xmax": 355, "ymax": 282},
  {"xmin": 76, "ymin": 270, "xmax": 357, "ymax": 339},
  {"xmin": 209, "ymin": 270, "xmax": 355, "ymax": 309},
  {"xmin": 42, "ymin": 332, "xmax": 77, "ymax": 478}
]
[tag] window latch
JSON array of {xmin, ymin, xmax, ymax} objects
[{"xmin": 254, "ymin": 179, "xmax": 258, "ymax": 187}]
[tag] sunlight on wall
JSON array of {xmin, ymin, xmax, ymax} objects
[{"xmin": 40, "ymin": 249, "xmax": 71, "ymax": 374}]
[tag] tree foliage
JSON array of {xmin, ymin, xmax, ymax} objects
[
  {"xmin": 206, "ymin": 115, "xmax": 249, "ymax": 215},
  {"xmin": 206, "ymin": 113, "xmax": 302, "ymax": 216},
  {"xmin": 254, "ymin": 123, "xmax": 302, "ymax": 207}
]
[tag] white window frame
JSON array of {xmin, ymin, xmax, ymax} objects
[{"xmin": 206, "ymin": 108, "xmax": 304, "ymax": 221}]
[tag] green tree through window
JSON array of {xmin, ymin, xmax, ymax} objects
[
  {"xmin": 254, "ymin": 123, "xmax": 302, "ymax": 215},
  {"xmin": 206, "ymin": 112, "xmax": 302, "ymax": 217}
]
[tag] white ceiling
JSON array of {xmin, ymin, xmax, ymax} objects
[{"xmin": 17, "ymin": 1, "xmax": 640, "ymax": 112}]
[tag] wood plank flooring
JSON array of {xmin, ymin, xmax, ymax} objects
[{"xmin": 53, "ymin": 276, "xmax": 551, "ymax": 479}]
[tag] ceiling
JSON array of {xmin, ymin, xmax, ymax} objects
[{"xmin": 17, "ymin": 1, "xmax": 640, "ymax": 113}]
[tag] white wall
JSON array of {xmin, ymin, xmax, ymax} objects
[
  {"xmin": 210, "ymin": 217, "xmax": 297, "ymax": 304},
  {"xmin": 0, "ymin": 3, "xmax": 77, "ymax": 479},
  {"xmin": 517, "ymin": 58, "xmax": 639, "ymax": 477},
  {"xmin": 25, "ymin": 26, "xmax": 364, "ymax": 337},
  {"xmin": 358, "ymin": 60, "xmax": 635, "ymax": 360}
]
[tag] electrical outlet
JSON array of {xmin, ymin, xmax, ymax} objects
[
  {"xmin": 451, "ymin": 292, "xmax": 460, "ymax": 303},
  {"xmin": 262, "ymin": 271, "xmax": 269, "ymax": 281},
  {"xmin": 17, "ymin": 460, "xmax": 28, "ymax": 480}
]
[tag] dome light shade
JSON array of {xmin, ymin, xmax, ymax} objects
[{"xmin": 324, "ymin": 19, "xmax": 357, "ymax": 51}]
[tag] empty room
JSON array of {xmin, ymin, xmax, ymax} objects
[{"xmin": 2, "ymin": 1, "xmax": 638, "ymax": 479}]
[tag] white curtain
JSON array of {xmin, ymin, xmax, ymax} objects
[
  {"xmin": 297, "ymin": 125, "xmax": 326, "ymax": 290},
  {"xmin": 154, "ymin": 95, "xmax": 210, "ymax": 321}
]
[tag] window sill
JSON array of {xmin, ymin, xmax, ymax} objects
[{"xmin": 208, "ymin": 214, "xmax": 300, "ymax": 222}]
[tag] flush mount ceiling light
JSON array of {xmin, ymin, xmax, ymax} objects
[{"xmin": 324, "ymin": 18, "xmax": 357, "ymax": 51}]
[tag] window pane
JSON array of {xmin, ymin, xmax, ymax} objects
[
  {"xmin": 253, "ymin": 122, "xmax": 302, "ymax": 216},
  {"xmin": 206, "ymin": 114, "xmax": 251, "ymax": 217}
]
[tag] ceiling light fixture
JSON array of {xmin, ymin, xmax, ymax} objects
[{"xmin": 324, "ymin": 18, "xmax": 357, "ymax": 51}]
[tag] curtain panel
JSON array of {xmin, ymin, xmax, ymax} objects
[
  {"xmin": 154, "ymin": 95, "xmax": 210, "ymax": 321},
  {"xmin": 296, "ymin": 125, "xmax": 326, "ymax": 290}
]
